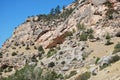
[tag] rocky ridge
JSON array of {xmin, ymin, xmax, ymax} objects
[{"xmin": 0, "ymin": 0, "xmax": 120, "ymax": 80}]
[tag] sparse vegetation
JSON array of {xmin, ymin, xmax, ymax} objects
[
  {"xmin": 61, "ymin": 8, "xmax": 74, "ymax": 19},
  {"xmin": 104, "ymin": 1, "xmax": 118, "ymax": 19},
  {"xmin": 76, "ymin": 23, "xmax": 85, "ymax": 31},
  {"xmin": 1, "ymin": 64, "xmax": 63, "ymax": 80}
]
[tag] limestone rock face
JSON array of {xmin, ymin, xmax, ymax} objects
[{"xmin": 0, "ymin": 0, "xmax": 120, "ymax": 79}]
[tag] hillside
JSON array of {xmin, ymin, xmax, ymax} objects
[{"xmin": 0, "ymin": 0, "xmax": 120, "ymax": 80}]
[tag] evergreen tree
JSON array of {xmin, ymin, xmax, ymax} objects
[
  {"xmin": 55, "ymin": 5, "xmax": 61, "ymax": 14},
  {"xmin": 50, "ymin": 8, "xmax": 55, "ymax": 15}
]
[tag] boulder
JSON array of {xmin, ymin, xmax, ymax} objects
[
  {"xmin": 62, "ymin": 66, "xmax": 70, "ymax": 71},
  {"xmin": 90, "ymin": 65, "xmax": 98, "ymax": 75}
]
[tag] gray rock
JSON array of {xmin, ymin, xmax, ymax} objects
[
  {"xmin": 33, "ymin": 16, "xmax": 39, "ymax": 21},
  {"xmin": 90, "ymin": 65, "xmax": 98, "ymax": 75},
  {"xmin": 98, "ymin": 55, "xmax": 112, "ymax": 67},
  {"xmin": 33, "ymin": 28, "xmax": 43, "ymax": 35},
  {"xmin": 92, "ymin": 0, "xmax": 107, "ymax": 6},
  {"xmin": 62, "ymin": 66, "xmax": 69, "ymax": 71}
]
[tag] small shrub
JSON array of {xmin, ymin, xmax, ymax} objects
[
  {"xmin": 113, "ymin": 43, "xmax": 120, "ymax": 54},
  {"xmin": 66, "ymin": 31, "xmax": 73, "ymax": 37},
  {"xmin": 87, "ymin": 28, "xmax": 93, "ymax": 34},
  {"xmin": 38, "ymin": 45, "xmax": 45, "ymax": 54},
  {"xmin": 106, "ymin": 33, "xmax": 111, "ymax": 40},
  {"xmin": 48, "ymin": 62, "xmax": 55, "ymax": 68},
  {"xmin": 81, "ymin": 72, "xmax": 91, "ymax": 80},
  {"xmin": 105, "ymin": 33, "xmax": 113, "ymax": 45},
  {"xmin": 77, "ymin": 23, "xmax": 85, "ymax": 30},
  {"xmin": 80, "ymin": 32, "xmax": 88, "ymax": 41},
  {"xmin": 31, "ymin": 55, "xmax": 38, "ymax": 62},
  {"xmin": 12, "ymin": 52, "xmax": 17, "ymax": 56},
  {"xmin": 47, "ymin": 48, "xmax": 57, "ymax": 58},
  {"xmin": 95, "ymin": 57, "xmax": 100, "ymax": 64},
  {"xmin": 61, "ymin": 61, "xmax": 65, "ymax": 65},
  {"xmin": 105, "ymin": 40, "xmax": 113, "ymax": 45}
]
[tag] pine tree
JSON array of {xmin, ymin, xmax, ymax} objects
[
  {"xmin": 50, "ymin": 8, "xmax": 55, "ymax": 15},
  {"xmin": 55, "ymin": 5, "xmax": 61, "ymax": 14}
]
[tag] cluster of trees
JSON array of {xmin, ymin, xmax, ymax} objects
[
  {"xmin": 50, "ymin": 5, "xmax": 61, "ymax": 15},
  {"xmin": 37, "ymin": 5, "xmax": 74, "ymax": 21}
]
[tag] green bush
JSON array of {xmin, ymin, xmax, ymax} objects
[
  {"xmin": 38, "ymin": 45, "xmax": 45, "ymax": 54},
  {"xmin": 12, "ymin": 52, "xmax": 17, "ymax": 56},
  {"xmin": 95, "ymin": 57, "xmax": 100, "ymax": 64},
  {"xmin": 47, "ymin": 48, "xmax": 57, "ymax": 58},
  {"xmin": 110, "ymin": 55, "xmax": 120, "ymax": 63},
  {"xmin": 80, "ymin": 32, "xmax": 88, "ymax": 41},
  {"xmin": 81, "ymin": 72, "xmax": 91, "ymax": 80},
  {"xmin": 113, "ymin": 43, "xmax": 120, "ymax": 54},
  {"xmin": 105, "ymin": 33, "xmax": 113, "ymax": 45}
]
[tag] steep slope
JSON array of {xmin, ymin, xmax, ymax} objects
[{"xmin": 0, "ymin": 0, "xmax": 120, "ymax": 80}]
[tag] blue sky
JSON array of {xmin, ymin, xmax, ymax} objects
[{"xmin": 0, "ymin": 0, "xmax": 74, "ymax": 48}]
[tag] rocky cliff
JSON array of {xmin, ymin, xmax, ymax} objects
[{"xmin": 0, "ymin": 0, "xmax": 120, "ymax": 80}]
